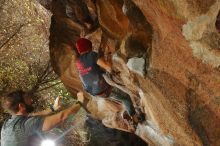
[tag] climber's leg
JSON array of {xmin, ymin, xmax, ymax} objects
[
  {"xmin": 109, "ymin": 87, "xmax": 136, "ymax": 117},
  {"xmin": 109, "ymin": 87, "xmax": 145, "ymax": 126},
  {"xmin": 96, "ymin": 86, "xmax": 145, "ymax": 124}
]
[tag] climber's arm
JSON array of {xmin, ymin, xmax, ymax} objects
[{"xmin": 97, "ymin": 57, "xmax": 112, "ymax": 73}]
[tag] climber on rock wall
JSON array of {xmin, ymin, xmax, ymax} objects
[{"xmin": 74, "ymin": 37, "xmax": 145, "ymax": 127}]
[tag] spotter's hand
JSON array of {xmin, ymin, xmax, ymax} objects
[
  {"xmin": 77, "ymin": 92, "xmax": 84, "ymax": 103},
  {"xmin": 53, "ymin": 96, "xmax": 61, "ymax": 111}
]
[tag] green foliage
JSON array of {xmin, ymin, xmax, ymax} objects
[
  {"xmin": 0, "ymin": 0, "xmax": 51, "ymax": 94},
  {"xmin": 0, "ymin": 59, "xmax": 36, "ymax": 93}
]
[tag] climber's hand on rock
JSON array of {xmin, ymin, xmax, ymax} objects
[
  {"xmin": 77, "ymin": 91, "xmax": 84, "ymax": 104},
  {"xmin": 111, "ymin": 70, "xmax": 120, "ymax": 76}
]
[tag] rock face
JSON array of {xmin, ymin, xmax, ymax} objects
[{"xmin": 45, "ymin": 0, "xmax": 220, "ymax": 146}]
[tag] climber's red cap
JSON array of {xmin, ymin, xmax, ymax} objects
[{"xmin": 76, "ymin": 38, "xmax": 92, "ymax": 54}]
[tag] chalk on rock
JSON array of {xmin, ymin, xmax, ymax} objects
[{"xmin": 127, "ymin": 57, "xmax": 145, "ymax": 76}]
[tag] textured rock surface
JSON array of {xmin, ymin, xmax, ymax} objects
[
  {"xmin": 45, "ymin": 0, "xmax": 220, "ymax": 145},
  {"xmin": 127, "ymin": 57, "xmax": 145, "ymax": 76}
]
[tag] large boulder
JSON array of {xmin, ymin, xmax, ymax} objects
[{"xmin": 46, "ymin": 0, "xmax": 220, "ymax": 145}]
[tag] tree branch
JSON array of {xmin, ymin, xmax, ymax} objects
[
  {"xmin": 0, "ymin": 24, "xmax": 26, "ymax": 50},
  {"xmin": 40, "ymin": 76, "xmax": 59, "ymax": 85},
  {"xmin": 37, "ymin": 81, "xmax": 62, "ymax": 92}
]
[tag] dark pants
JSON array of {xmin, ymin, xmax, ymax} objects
[{"xmin": 98, "ymin": 87, "xmax": 136, "ymax": 116}]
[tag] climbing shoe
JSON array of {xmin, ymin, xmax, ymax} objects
[
  {"xmin": 121, "ymin": 111, "xmax": 137, "ymax": 131},
  {"xmin": 121, "ymin": 111, "xmax": 132, "ymax": 121},
  {"xmin": 134, "ymin": 107, "xmax": 146, "ymax": 123}
]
